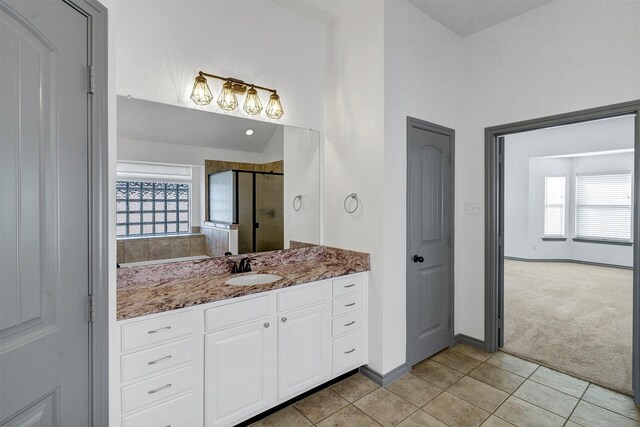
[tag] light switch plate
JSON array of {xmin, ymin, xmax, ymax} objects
[{"xmin": 464, "ymin": 202, "xmax": 482, "ymax": 215}]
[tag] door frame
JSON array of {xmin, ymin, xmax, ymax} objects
[
  {"xmin": 406, "ymin": 117, "xmax": 455, "ymax": 367},
  {"xmin": 64, "ymin": 0, "xmax": 109, "ymax": 424},
  {"xmin": 484, "ymin": 100, "xmax": 640, "ymax": 404}
]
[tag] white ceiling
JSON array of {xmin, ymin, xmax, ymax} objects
[
  {"xmin": 117, "ymin": 96, "xmax": 279, "ymax": 153},
  {"xmin": 271, "ymin": 0, "xmax": 554, "ymax": 37},
  {"xmin": 407, "ymin": 0, "xmax": 553, "ymax": 37}
]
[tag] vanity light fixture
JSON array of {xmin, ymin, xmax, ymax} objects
[
  {"xmin": 217, "ymin": 81, "xmax": 238, "ymax": 111},
  {"xmin": 243, "ymin": 86, "xmax": 263, "ymax": 115},
  {"xmin": 190, "ymin": 71, "xmax": 284, "ymax": 119}
]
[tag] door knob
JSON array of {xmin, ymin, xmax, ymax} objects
[{"xmin": 413, "ymin": 255, "xmax": 424, "ymax": 263}]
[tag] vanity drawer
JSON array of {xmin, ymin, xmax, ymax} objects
[
  {"xmin": 122, "ymin": 393, "xmax": 194, "ymax": 427},
  {"xmin": 333, "ymin": 331, "xmax": 365, "ymax": 375},
  {"xmin": 332, "ymin": 311, "xmax": 364, "ymax": 337},
  {"xmin": 332, "ymin": 274, "xmax": 365, "ymax": 298},
  {"xmin": 121, "ymin": 337, "xmax": 193, "ymax": 383},
  {"xmin": 332, "ymin": 292, "xmax": 364, "ymax": 317},
  {"xmin": 121, "ymin": 365, "xmax": 194, "ymax": 414},
  {"xmin": 121, "ymin": 311, "xmax": 192, "ymax": 353},
  {"xmin": 205, "ymin": 295, "xmax": 270, "ymax": 332},
  {"xmin": 277, "ymin": 281, "xmax": 330, "ymax": 312}
]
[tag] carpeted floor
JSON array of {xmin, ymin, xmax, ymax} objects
[{"xmin": 503, "ymin": 259, "xmax": 633, "ymax": 395}]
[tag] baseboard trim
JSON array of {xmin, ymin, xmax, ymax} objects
[
  {"xmin": 453, "ymin": 334, "xmax": 485, "ymax": 350},
  {"xmin": 359, "ymin": 363, "xmax": 410, "ymax": 387},
  {"xmin": 504, "ymin": 256, "xmax": 632, "ymax": 270}
]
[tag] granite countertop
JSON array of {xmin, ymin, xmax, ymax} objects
[{"xmin": 117, "ymin": 246, "xmax": 369, "ymax": 320}]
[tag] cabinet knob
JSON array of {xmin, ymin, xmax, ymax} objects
[
  {"xmin": 281, "ymin": 317, "xmax": 287, "ymax": 323},
  {"xmin": 264, "ymin": 322, "xmax": 270, "ymax": 328}
]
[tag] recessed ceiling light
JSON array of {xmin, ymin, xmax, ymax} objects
[{"xmin": 245, "ymin": 129, "xmax": 254, "ymax": 136}]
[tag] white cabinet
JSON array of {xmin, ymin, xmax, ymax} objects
[
  {"xmin": 277, "ymin": 303, "xmax": 331, "ymax": 400},
  {"xmin": 114, "ymin": 272, "xmax": 368, "ymax": 427},
  {"xmin": 205, "ymin": 319, "xmax": 276, "ymax": 427},
  {"xmin": 115, "ymin": 308, "xmax": 200, "ymax": 427},
  {"xmin": 331, "ymin": 273, "xmax": 367, "ymax": 376}
]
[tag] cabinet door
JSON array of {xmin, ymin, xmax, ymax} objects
[
  {"xmin": 205, "ymin": 319, "xmax": 276, "ymax": 427},
  {"xmin": 278, "ymin": 304, "xmax": 331, "ymax": 400}
]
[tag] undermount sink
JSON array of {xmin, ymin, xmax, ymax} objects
[{"xmin": 225, "ymin": 274, "xmax": 283, "ymax": 286}]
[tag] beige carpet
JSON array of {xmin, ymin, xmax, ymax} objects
[{"xmin": 503, "ymin": 260, "xmax": 633, "ymax": 395}]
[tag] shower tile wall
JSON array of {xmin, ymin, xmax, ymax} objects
[{"xmin": 117, "ymin": 234, "xmax": 207, "ymax": 263}]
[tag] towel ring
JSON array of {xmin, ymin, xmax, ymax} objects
[
  {"xmin": 344, "ymin": 193, "xmax": 359, "ymax": 214},
  {"xmin": 292, "ymin": 195, "xmax": 303, "ymax": 212}
]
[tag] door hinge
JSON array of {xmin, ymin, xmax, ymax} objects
[
  {"xmin": 448, "ymin": 153, "xmax": 452, "ymax": 164},
  {"xmin": 448, "ymin": 317, "xmax": 452, "ymax": 329},
  {"xmin": 88, "ymin": 294, "xmax": 95, "ymax": 323},
  {"xmin": 498, "ymin": 235, "xmax": 504, "ymax": 247},
  {"xmin": 87, "ymin": 65, "xmax": 95, "ymax": 94},
  {"xmin": 498, "ymin": 153, "xmax": 504, "ymax": 165},
  {"xmin": 498, "ymin": 318, "xmax": 504, "ymax": 331},
  {"xmin": 448, "ymin": 235, "xmax": 452, "ymax": 247}
]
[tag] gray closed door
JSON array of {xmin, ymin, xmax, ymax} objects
[
  {"xmin": 407, "ymin": 119, "xmax": 453, "ymax": 367},
  {"xmin": 1, "ymin": 1, "xmax": 90, "ymax": 425}
]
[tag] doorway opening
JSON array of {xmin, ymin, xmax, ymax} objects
[{"xmin": 485, "ymin": 101, "xmax": 640, "ymax": 403}]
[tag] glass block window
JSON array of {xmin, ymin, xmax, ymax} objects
[{"xmin": 117, "ymin": 181, "xmax": 190, "ymax": 237}]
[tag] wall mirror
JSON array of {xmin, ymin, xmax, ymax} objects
[{"xmin": 116, "ymin": 96, "xmax": 320, "ymax": 266}]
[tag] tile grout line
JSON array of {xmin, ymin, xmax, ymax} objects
[{"xmin": 484, "ymin": 363, "xmax": 574, "ymax": 425}]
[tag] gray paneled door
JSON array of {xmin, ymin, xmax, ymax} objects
[
  {"xmin": 407, "ymin": 118, "xmax": 454, "ymax": 367},
  {"xmin": 1, "ymin": 1, "xmax": 91, "ymax": 425}
]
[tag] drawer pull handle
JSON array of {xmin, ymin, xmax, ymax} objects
[
  {"xmin": 264, "ymin": 322, "xmax": 270, "ymax": 328},
  {"xmin": 344, "ymin": 348, "xmax": 356, "ymax": 354},
  {"xmin": 147, "ymin": 355, "xmax": 172, "ymax": 365},
  {"xmin": 345, "ymin": 303, "xmax": 356, "ymax": 307},
  {"xmin": 281, "ymin": 317, "xmax": 287, "ymax": 323},
  {"xmin": 147, "ymin": 383, "xmax": 172, "ymax": 394},
  {"xmin": 344, "ymin": 321, "xmax": 356, "ymax": 327},
  {"xmin": 344, "ymin": 284, "xmax": 356, "ymax": 288},
  {"xmin": 147, "ymin": 326, "xmax": 172, "ymax": 334}
]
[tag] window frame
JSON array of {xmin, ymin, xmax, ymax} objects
[
  {"xmin": 543, "ymin": 175, "xmax": 567, "ymax": 238},
  {"xmin": 574, "ymin": 170, "xmax": 633, "ymax": 244}
]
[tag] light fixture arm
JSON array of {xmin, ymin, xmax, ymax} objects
[{"xmin": 198, "ymin": 71, "xmax": 277, "ymax": 94}]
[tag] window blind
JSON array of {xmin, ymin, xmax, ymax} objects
[
  {"xmin": 544, "ymin": 176, "xmax": 566, "ymax": 236},
  {"xmin": 575, "ymin": 172, "xmax": 632, "ymax": 241}
]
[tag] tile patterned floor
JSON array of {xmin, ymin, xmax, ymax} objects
[{"xmin": 250, "ymin": 344, "xmax": 640, "ymax": 427}]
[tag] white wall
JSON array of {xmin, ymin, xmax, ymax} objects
[
  {"xmin": 382, "ymin": 0, "xmax": 461, "ymax": 372},
  {"xmin": 117, "ymin": 138, "xmax": 267, "ymax": 166},
  {"xmin": 504, "ymin": 116, "xmax": 635, "ymax": 266},
  {"xmin": 455, "ymin": 0, "xmax": 640, "ymax": 340},
  {"xmin": 261, "ymin": 126, "xmax": 285, "ymax": 164},
  {"xmin": 323, "ymin": 0, "xmax": 386, "ymax": 372},
  {"xmin": 101, "ymin": 0, "xmax": 119, "ymax": 421},
  {"xmin": 283, "ymin": 127, "xmax": 321, "ymax": 246},
  {"xmin": 116, "ymin": 0, "xmax": 326, "ymax": 132},
  {"xmin": 506, "ymin": 153, "xmax": 634, "ymax": 267}
]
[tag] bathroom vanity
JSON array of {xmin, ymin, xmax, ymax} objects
[{"xmin": 113, "ymin": 246, "xmax": 369, "ymax": 427}]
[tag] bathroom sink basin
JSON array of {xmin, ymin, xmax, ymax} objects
[{"xmin": 225, "ymin": 274, "xmax": 283, "ymax": 286}]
